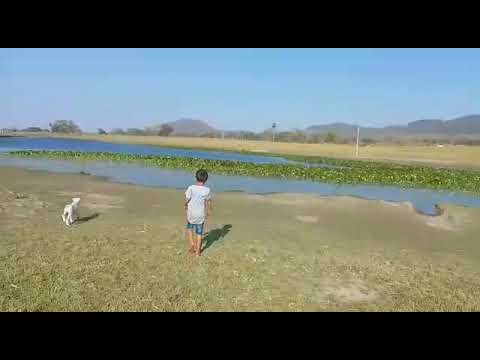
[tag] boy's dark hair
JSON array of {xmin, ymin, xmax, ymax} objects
[{"xmin": 196, "ymin": 169, "xmax": 208, "ymax": 183}]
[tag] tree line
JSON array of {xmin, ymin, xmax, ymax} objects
[
  {"xmin": 12, "ymin": 120, "xmax": 378, "ymax": 145},
  {"xmin": 14, "ymin": 120, "xmax": 480, "ymax": 146}
]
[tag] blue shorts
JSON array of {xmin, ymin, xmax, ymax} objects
[{"xmin": 186, "ymin": 222, "xmax": 204, "ymax": 235}]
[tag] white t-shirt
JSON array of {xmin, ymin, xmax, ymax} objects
[{"xmin": 185, "ymin": 185, "xmax": 211, "ymax": 224}]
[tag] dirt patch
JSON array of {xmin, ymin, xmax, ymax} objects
[
  {"xmin": 379, "ymin": 200, "xmax": 472, "ymax": 232},
  {"xmin": 83, "ymin": 194, "xmax": 124, "ymax": 211},
  {"xmin": 55, "ymin": 191, "xmax": 84, "ymax": 198},
  {"xmin": 84, "ymin": 203, "xmax": 123, "ymax": 211},
  {"xmin": 319, "ymin": 279, "xmax": 378, "ymax": 304},
  {"xmin": 55, "ymin": 191, "xmax": 124, "ymax": 211},
  {"xmin": 379, "ymin": 200, "xmax": 415, "ymax": 210},
  {"xmin": 84, "ymin": 193, "xmax": 124, "ymax": 204},
  {"xmin": 248, "ymin": 194, "xmax": 475, "ymax": 233},
  {"xmin": 0, "ymin": 193, "xmax": 48, "ymax": 224},
  {"xmin": 248, "ymin": 193, "xmax": 361, "ymax": 209},
  {"xmin": 423, "ymin": 210, "xmax": 470, "ymax": 232},
  {"xmin": 296, "ymin": 215, "xmax": 318, "ymax": 223}
]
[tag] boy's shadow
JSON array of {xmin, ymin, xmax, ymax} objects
[
  {"xmin": 202, "ymin": 225, "xmax": 232, "ymax": 252},
  {"xmin": 76, "ymin": 212, "xmax": 100, "ymax": 224}
]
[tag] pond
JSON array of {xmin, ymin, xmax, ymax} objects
[
  {"xmin": 1, "ymin": 154, "xmax": 480, "ymax": 216},
  {"xmin": 0, "ymin": 137, "xmax": 304, "ymax": 165}
]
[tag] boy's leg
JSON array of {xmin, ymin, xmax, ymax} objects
[
  {"xmin": 194, "ymin": 223, "xmax": 204, "ymax": 256},
  {"xmin": 195, "ymin": 234, "xmax": 202, "ymax": 256},
  {"xmin": 186, "ymin": 227, "xmax": 195, "ymax": 253}
]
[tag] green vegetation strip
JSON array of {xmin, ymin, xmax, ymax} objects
[{"xmin": 9, "ymin": 150, "xmax": 480, "ymax": 194}]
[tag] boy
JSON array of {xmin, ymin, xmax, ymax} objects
[{"xmin": 185, "ymin": 169, "xmax": 212, "ymax": 256}]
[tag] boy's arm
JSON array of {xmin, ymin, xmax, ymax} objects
[
  {"xmin": 205, "ymin": 199, "xmax": 212, "ymax": 218},
  {"xmin": 184, "ymin": 198, "xmax": 191, "ymax": 222},
  {"xmin": 184, "ymin": 186, "xmax": 192, "ymax": 210}
]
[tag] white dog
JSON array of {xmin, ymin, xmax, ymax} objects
[{"xmin": 62, "ymin": 197, "xmax": 81, "ymax": 226}]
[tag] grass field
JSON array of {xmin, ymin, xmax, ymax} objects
[
  {"xmin": 2, "ymin": 167, "xmax": 480, "ymax": 311},
  {"xmin": 7, "ymin": 132, "xmax": 480, "ymax": 169}
]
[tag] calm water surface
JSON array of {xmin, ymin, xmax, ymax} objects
[{"xmin": 1, "ymin": 154, "xmax": 479, "ymax": 216}]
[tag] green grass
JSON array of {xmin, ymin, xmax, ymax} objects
[
  {"xmin": 5, "ymin": 239, "xmax": 480, "ymax": 311},
  {"xmin": 10, "ymin": 150, "xmax": 480, "ymax": 194},
  {"xmin": 2, "ymin": 167, "xmax": 480, "ymax": 311}
]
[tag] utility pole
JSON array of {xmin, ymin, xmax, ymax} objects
[{"xmin": 355, "ymin": 125, "xmax": 360, "ymax": 157}]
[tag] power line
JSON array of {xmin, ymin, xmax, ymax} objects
[{"xmin": 355, "ymin": 125, "xmax": 360, "ymax": 157}]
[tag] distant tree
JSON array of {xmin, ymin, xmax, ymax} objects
[
  {"xmin": 50, "ymin": 120, "xmax": 81, "ymax": 134},
  {"xmin": 307, "ymin": 134, "xmax": 323, "ymax": 144},
  {"xmin": 286, "ymin": 130, "xmax": 307, "ymax": 143},
  {"xmin": 324, "ymin": 132, "xmax": 337, "ymax": 143},
  {"xmin": 361, "ymin": 137, "xmax": 378, "ymax": 145},
  {"xmin": 111, "ymin": 128, "xmax": 125, "ymax": 135},
  {"xmin": 22, "ymin": 127, "xmax": 43, "ymax": 132},
  {"xmin": 341, "ymin": 136, "xmax": 356, "ymax": 145},
  {"xmin": 200, "ymin": 131, "xmax": 223, "ymax": 138},
  {"xmin": 158, "ymin": 124, "xmax": 174, "ymax": 137},
  {"xmin": 274, "ymin": 131, "xmax": 290, "ymax": 142},
  {"xmin": 228, "ymin": 131, "xmax": 257, "ymax": 140},
  {"xmin": 126, "ymin": 128, "xmax": 145, "ymax": 136},
  {"xmin": 143, "ymin": 127, "xmax": 157, "ymax": 136},
  {"xmin": 384, "ymin": 136, "xmax": 398, "ymax": 144},
  {"xmin": 452, "ymin": 137, "xmax": 480, "ymax": 146},
  {"xmin": 97, "ymin": 128, "xmax": 108, "ymax": 135},
  {"xmin": 241, "ymin": 131, "xmax": 259, "ymax": 140}
]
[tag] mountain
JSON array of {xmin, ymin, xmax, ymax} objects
[
  {"xmin": 148, "ymin": 118, "xmax": 220, "ymax": 136},
  {"xmin": 305, "ymin": 115, "xmax": 480, "ymax": 138},
  {"xmin": 443, "ymin": 115, "xmax": 480, "ymax": 134},
  {"xmin": 145, "ymin": 115, "xmax": 480, "ymax": 139},
  {"xmin": 305, "ymin": 123, "xmax": 359, "ymax": 137}
]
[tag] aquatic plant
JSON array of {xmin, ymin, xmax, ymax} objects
[{"xmin": 9, "ymin": 150, "xmax": 480, "ymax": 194}]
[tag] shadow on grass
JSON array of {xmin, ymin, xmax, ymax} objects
[
  {"xmin": 76, "ymin": 212, "xmax": 100, "ymax": 224},
  {"xmin": 202, "ymin": 224, "xmax": 232, "ymax": 253}
]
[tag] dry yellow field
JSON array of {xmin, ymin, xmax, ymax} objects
[{"xmin": 8, "ymin": 132, "xmax": 480, "ymax": 168}]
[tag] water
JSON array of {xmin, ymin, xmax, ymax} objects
[
  {"xmin": 1, "ymin": 155, "xmax": 480, "ymax": 216},
  {"xmin": 0, "ymin": 137, "xmax": 301, "ymax": 165}
]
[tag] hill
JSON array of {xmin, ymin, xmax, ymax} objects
[
  {"xmin": 306, "ymin": 115, "xmax": 480, "ymax": 138},
  {"xmin": 145, "ymin": 115, "xmax": 480, "ymax": 139},
  {"xmin": 148, "ymin": 118, "xmax": 220, "ymax": 136}
]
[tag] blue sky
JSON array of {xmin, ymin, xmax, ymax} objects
[{"xmin": 1, "ymin": 48, "xmax": 479, "ymax": 132}]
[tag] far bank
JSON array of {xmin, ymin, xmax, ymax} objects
[{"xmin": 3, "ymin": 131, "xmax": 480, "ymax": 169}]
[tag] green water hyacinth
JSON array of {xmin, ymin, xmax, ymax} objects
[{"xmin": 9, "ymin": 150, "xmax": 480, "ymax": 194}]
